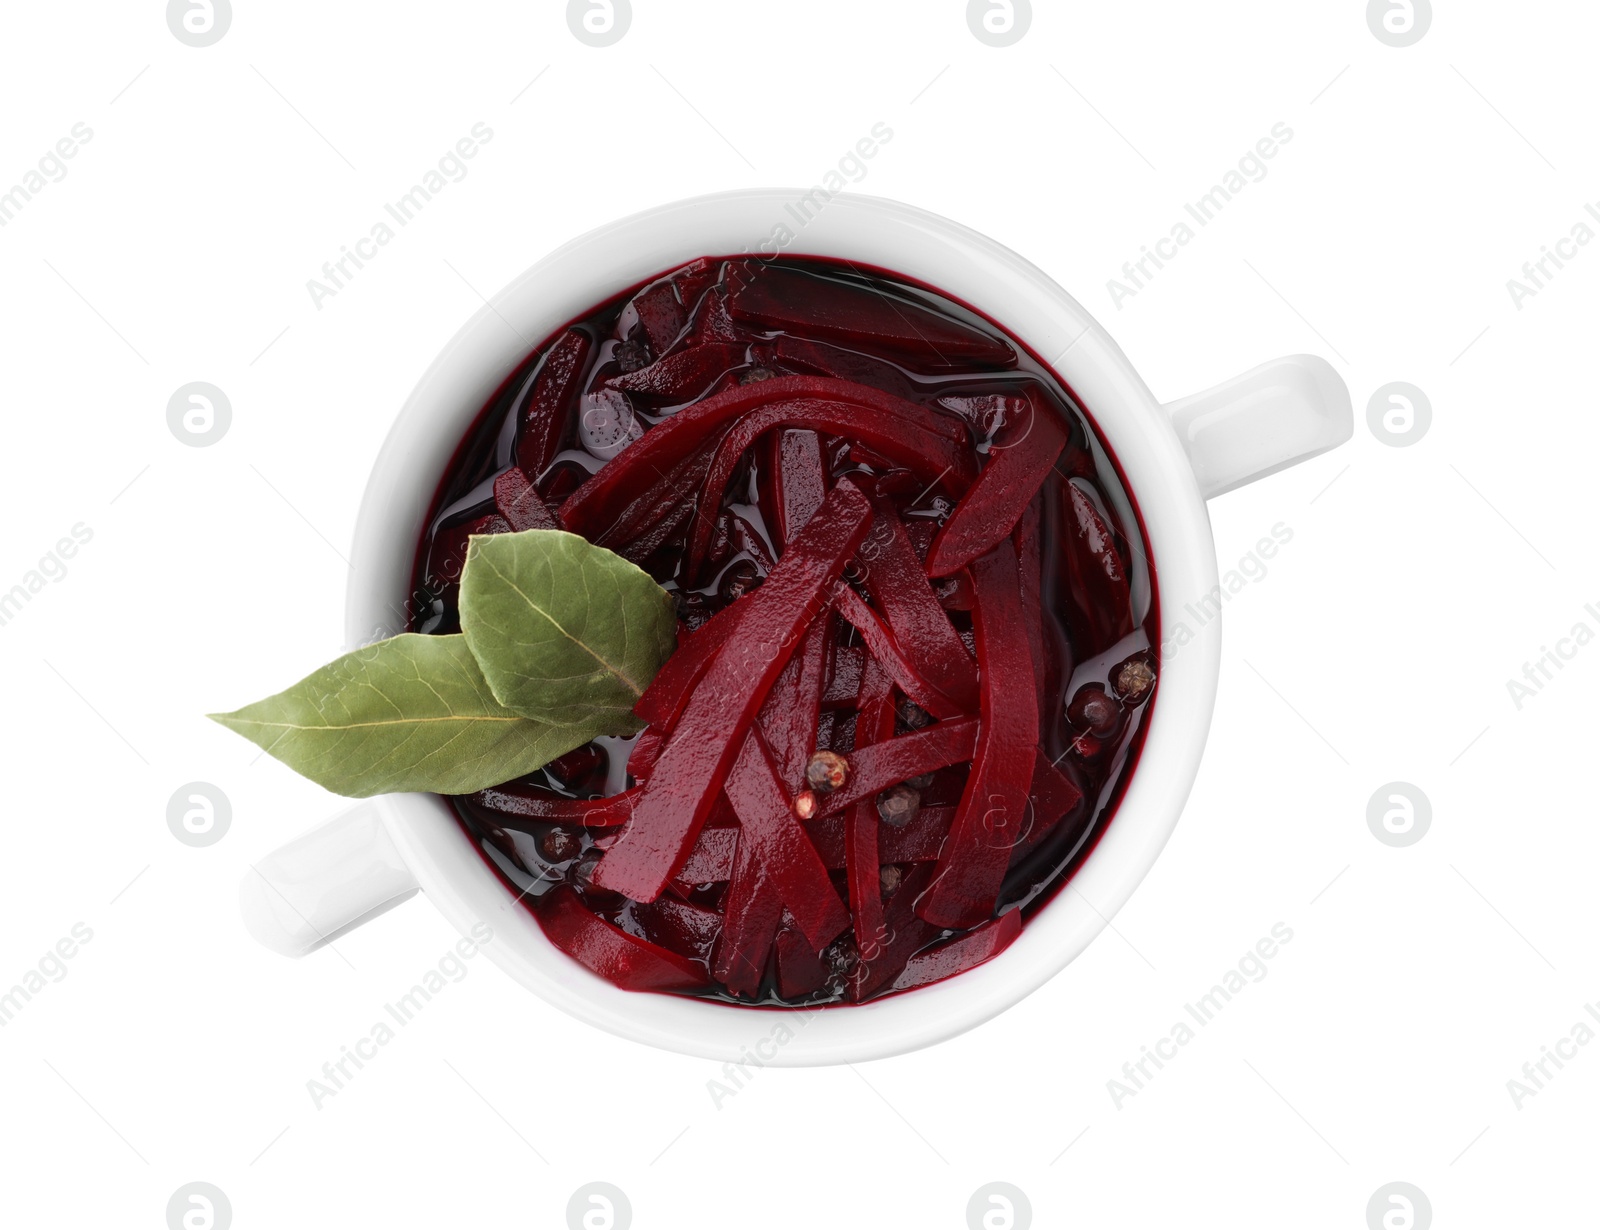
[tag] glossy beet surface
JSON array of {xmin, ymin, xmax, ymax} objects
[{"xmin": 412, "ymin": 256, "xmax": 1159, "ymax": 1006}]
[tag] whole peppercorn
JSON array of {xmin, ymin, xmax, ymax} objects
[
  {"xmin": 1068, "ymin": 685, "xmax": 1122, "ymax": 737},
  {"xmin": 538, "ymin": 827, "xmax": 582, "ymax": 863},
  {"xmin": 793, "ymin": 789, "xmax": 818, "ymax": 820},
  {"xmin": 1113, "ymin": 656, "xmax": 1157, "ymax": 704},
  {"xmin": 879, "ymin": 864, "xmax": 904, "ymax": 896},
  {"xmin": 876, "ymin": 785, "xmax": 921, "ymax": 829},
  {"xmin": 806, "ymin": 750, "xmax": 849, "ymax": 794}
]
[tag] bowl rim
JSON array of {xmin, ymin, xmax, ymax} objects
[{"xmin": 346, "ymin": 189, "xmax": 1221, "ymax": 1065}]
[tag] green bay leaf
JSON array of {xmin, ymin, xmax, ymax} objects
[
  {"xmin": 459, "ymin": 528, "xmax": 677, "ymax": 727},
  {"xmin": 208, "ymin": 634, "xmax": 605, "ymax": 798}
]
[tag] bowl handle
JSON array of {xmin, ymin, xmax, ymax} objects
[
  {"xmin": 239, "ymin": 802, "xmax": 420, "ymax": 957},
  {"xmin": 1163, "ymin": 355, "xmax": 1353, "ymax": 499}
]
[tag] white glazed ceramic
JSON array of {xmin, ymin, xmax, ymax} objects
[{"xmin": 239, "ymin": 190, "xmax": 1351, "ymax": 1065}]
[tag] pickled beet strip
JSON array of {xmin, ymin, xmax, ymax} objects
[
  {"xmin": 846, "ymin": 657, "xmax": 895, "ymax": 952},
  {"xmin": 684, "ymin": 395, "xmax": 974, "ymax": 577},
  {"xmin": 848, "ymin": 865, "xmax": 941, "ymax": 1002},
  {"xmin": 919, "ymin": 541, "xmax": 1041, "ymax": 930},
  {"xmin": 1028, "ymin": 752, "xmax": 1083, "ymax": 834},
  {"xmin": 764, "ymin": 335, "xmax": 917, "ymax": 401},
  {"xmin": 714, "ymin": 732, "xmax": 850, "ymax": 997},
  {"xmin": 537, "ymin": 886, "xmax": 707, "ymax": 992},
  {"xmin": 859, "ymin": 504, "xmax": 979, "ymax": 711},
  {"xmin": 759, "ymin": 614, "xmax": 832, "ymax": 793},
  {"xmin": 668, "ymin": 823, "xmax": 739, "ymax": 890},
  {"xmin": 822, "ymin": 643, "xmax": 864, "ymax": 705},
  {"xmin": 1061, "ymin": 477, "xmax": 1134, "ymax": 655},
  {"xmin": 1013, "ymin": 495, "xmax": 1053, "ymax": 717},
  {"xmin": 626, "ymin": 728, "xmax": 665, "ymax": 785},
  {"xmin": 514, "ymin": 329, "xmax": 593, "ymax": 476},
  {"xmin": 813, "ymin": 716, "xmax": 981, "ymax": 818},
  {"xmin": 591, "ymin": 481, "xmax": 872, "ymax": 902},
  {"xmin": 716, "ymin": 844, "xmax": 784, "ymax": 998},
  {"xmin": 465, "ymin": 783, "xmax": 638, "ymax": 829},
  {"xmin": 623, "ymin": 281, "xmax": 688, "ymax": 356},
  {"xmin": 492, "ymin": 467, "xmax": 557, "ymax": 532},
  {"xmin": 775, "ymin": 925, "xmax": 833, "ymax": 1001},
  {"xmin": 673, "ymin": 806, "xmax": 956, "ymax": 884},
  {"xmin": 890, "ymin": 910, "xmax": 1022, "ymax": 993},
  {"xmin": 725, "ymin": 261, "xmax": 1016, "ymax": 368},
  {"xmin": 764, "ymin": 428, "xmax": 828, "ymax": 545},
  {"xmin": 830, "ymin": 584, "xmax": 966, "ymax": 722},
  {"xmin": 608, "ymin": 342, "xmax": 747, "ymax": 400},
  {"xmin": 579, "ymin": 446, "xmax": 715, "ymax": 554},
  {"xmin": 633, "ymin": 594, "xmax": 750, "ymax": 731},
  {"xmin": 925, "ymin": 393, "xmax": 1066, "ymax": 578},
  {"xmin": 633, "ymin": 896, "xmax": 722, "ymax": 965},
  {"xmin": 560, "ymin": 375, "xmax": 970, "ymax": 539},
  {"xmin": 725, "ymin": 730, "xmax": 850, "ymax": 948}
]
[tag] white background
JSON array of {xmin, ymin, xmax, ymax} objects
[{"xmin": 1, "ymin": 1, "xmax": 1594, "ymax": 1226}]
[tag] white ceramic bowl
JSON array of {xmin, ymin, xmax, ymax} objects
[{"xmin": 239, "ymin": 190, "xmax": 1351, "ymax": 1065}]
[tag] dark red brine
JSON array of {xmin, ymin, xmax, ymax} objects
[{"xmin": 411, "ymin": 256, "xmax": 1159, "ymax": 1006}]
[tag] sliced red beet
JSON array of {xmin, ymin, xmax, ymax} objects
[
  {"xmin": 811, "ymin": 805, "xmax": 954, "ymax": 870},
  {"xmin": 492, "ymin": 467, "xmax": 557, "ymax": 532},
  {"xmin": 725, "ymin": 261, "xmax": 1015, "ymax": 369},
  {"xmin": 634, "ymin": 895, "xmax": 723, "ymax": 964},
  {"xmin": 591, "ymin": 481, "xmax": 872, "ymax": 902},
  {"xmin": 725, "ymin": 730, "xmax": 850, "ymax": 946},
  {"xmin": 759, "ymin": 614, "xmax": 832, "ymax": 793},
  {"xmin": 1013, "ymin": 494, "xmax": 1055, "ymax": 718},
  {"xmin": 559, "ymin": 375, "xmax": 972, "ymax": 542},
  {"xmin": 626, "ymin": 728, "xmax": 665, "ymax": 785},
  {"xmin": 775, "ymin": 925, "xmax": 833, "ymax": 1000},
  {"xmin": 925, "ymin": 392, "xmax": 1067, "ymax": 578},
  {"xmin": 668, "ymin": 823, "xmax": 740, "ymax": 890},
  {"xmin": 919, "ymin": 541, "xmax": 1041, "ymax": 930},
  {"xmin": 673, "ymin": 804, "xmax": 955, "ymax": 884},
  {"xmin": 688, "ymin": 285, "xmax": 740, "ymax": 343},
  {"xmin": 536, "ymin": 886, "xmax": 706, "ymax": 992},
  {"xmin": 830, "ymin": 584, "xmax": 966, "ymax": 722},
  {"xmin": 845, "ymin": 657, "xmax": 895, "ymax": 951},
  {"xmin": 1061, "ymin": 477, "xmax": 1134, "ymax": 655},
  {"xmin": 633, "ymin": 588, "xmax": 752, "ymax": 732},
  {"xmin": 466, "ymin": 783, "xmax": 638, "ymax": 830},
  {"xmin": 859, "ymin": 504, "xmax": 978, "ymax": 711},
  {"xmin": 574, "ymin": 445, "xmax": 715, "ymax": 555},
  {"xmin": 1021, "ymin": 752, "xmax": 1084, "ymax": 845},
  {"xmin": 813, "ymin": 716, "xmax": 981, "ymax": 818},
  {"xmin": 622, "ymin": 279, "xmax": 689, "ymax": 356},
  {"xmin": 821, "ymin": 643, "xmax": 865, "ymax": 705},
  {"xmin": 682, "ymin": 392, "xmax": 975, "ymax": 576},
  {"xmin": 514, "ymin": 329, "xmax": 592, "ymax": 476},
  {"xmin": 848, "ymin": 864, "xmax": 941, "ymax": 1002},
  {"xmin": 762, "ymin": 428, "xmax": 828, "ymax": 545},
  {"xmin": 609, "ymin": 342, "xmax": 747, "ymax": 400},
  {"xmin": 763, "ymin": 335, "xmax": 919, "ymax": 401},
  {"xmin": 890, "ymin": 910, "xmax": 1021, "ymax": 992}
]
